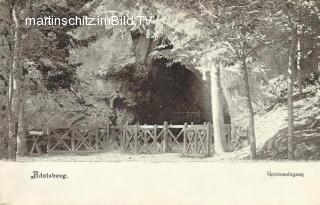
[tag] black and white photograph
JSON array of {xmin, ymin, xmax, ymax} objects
[{"xmin": 0, "ymin": 0, "xmax": 320, "ymax": 204}]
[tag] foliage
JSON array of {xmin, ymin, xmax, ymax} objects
[{"xmin": 262, "ymin": 75, "xmax": 288, "ymax": 101}]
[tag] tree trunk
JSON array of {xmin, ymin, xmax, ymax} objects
[
  {"xmin": 211, "ymin": 62, "xmax": 227, "ymax": 154},
  {"xmin": 8, "ymin": 78, "xmax": 20, "ymax": 161},
  {"xmin": 242, "ymin": 58, "xmax": 256, "ymax": 159},
  {"xmin": 222, "ymin": 87, "xmax": 236, "ymax": 150},
  {"xmin": 297, "ymin": 30, "xmax": 303, "ymax": 95},
  {"xmin": 0, "ymin": 123, "xmax": 6, "ymax": 159},
  {"xmin": 287, "ymin": 50, "xmax": 295, "ymax": 160},
  {"xmin": 17, "ymin": 96, "xmax": 27, "ymax": 156},
  {"xmin": 0, "ymin": 87, "xmax": 7, "ymax": 159},
  {"xmin": 8, "ymin": 6, "xmax": 21, "ymax": 161}
]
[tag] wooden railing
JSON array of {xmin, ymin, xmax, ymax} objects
[
  {"xmin": 27, "ymin": 122, "xmax": 231, "ymax": 157},
  {"xmin": 47, "ymin": 126, "xmax": 108, "ymax": 153}
]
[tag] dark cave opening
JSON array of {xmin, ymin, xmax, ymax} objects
[{"xmin": 135, "ymin": 59, "xmax": 213, "ymax": 125}]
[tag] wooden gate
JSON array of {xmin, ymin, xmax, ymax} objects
[
  {"xmin": 122, "ymin": 122, "xmax": 214, "ymax": 156},
  {"xmin": 183, "ymin": 124, "xmax": 211, "ymax": 157},
  {"xmin": 109, "ymin": 126, "xmax": 122, "ymax": 150},
  {"xmin": 166, "ymin": 124, "xmax": 184, "ymax": 152},
  {"xmin": 123, "ymin": 124, "xmax": 166, "ymax": 154}
]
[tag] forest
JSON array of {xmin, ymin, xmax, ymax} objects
[{"xmin": 0, "ymin": 0, "xmax": 320, "ymax": 161}]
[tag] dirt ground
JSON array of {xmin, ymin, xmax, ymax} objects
[{"xmin": 17, "ymin": 150, "xmax": 249, "ymax": 162}]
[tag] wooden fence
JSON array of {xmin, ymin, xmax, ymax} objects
[
  {"xmin": 27, "ymin": 122, "xmax": 231, "ymax": 157},
  {"xmin": 46, "ymin": 126, "xmax": 108, "ymax": 153},
  {"xmin": 122, "ymin": 123, "xmax": 185, "ymax": 154},
  {"xmin": 183, "ymin": 123, "xmax": 211, "ymax": 157}
]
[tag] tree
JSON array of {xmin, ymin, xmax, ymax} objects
[
  {"xmin": 186, "ymin": 0, "xmax": 320, "ymax": 159},
  {"xmin": 174, "ymin": 0, "xmax": 269, "ymax": 159},
  {"xmin": 144, "ymin": 0, "xmax": 276, "ymax": 157},
  {"xmin": 210, "ymin": 62, "xmax": 227, "ymax": 153},
  {"xmin": 148, "ymin": 3, "xmax": 238, "ymax": 154},
  {"xmin": 0, "ymin": 0, "xmax": 95, "ymax": 160},
  {"xmin": 0, "ymin": 0, "xmax": 13, "ymax": 159},
  {"xmin": 265, "ymin": 0, "xmax": 320, "ymax": 159},
  {"xmin": 7, "ymin": 0, "xmax": 22, "ymax": 160}
]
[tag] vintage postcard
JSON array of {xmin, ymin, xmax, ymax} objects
[{"xmin": 0, "ymin": 0, "xmax": 320, "ymax": 204}]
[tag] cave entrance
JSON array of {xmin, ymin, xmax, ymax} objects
[{"xmin": 135, "ymin": 59, "xmax": 213, "ymax": 125}]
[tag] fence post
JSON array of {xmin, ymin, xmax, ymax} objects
[
  {"xmin": 207, "ymin": 122, "xmax": 213, "ymax": 156},
  {"xmin": 226, "ymin": 124, "xmax": 231, "ymax": 152},
  {"xmin": 95, "ymin": 127, "xmax": 99, "ymax": 151},
  {"xmin": 206, "ymin": 122, "xmax": 211, "ymax": 157},
  {"xmin": 194, "ymin": 124, "xmax": 198, "ymax": 155},
  {"xmin": 122, "ymin": 122, "xmax": 128, "ymax": 153},
  {"xmin": 46, "ymin": 127, "xmax": 51, "ymax": 153},
  {"xmin": 71, "ymin": 127, "xmax": 75, "ymax": 151},
  {"xmin": 153, "ymin": 124, "xmax": 157, "ymax": 153},
  {"xmin": 168, "ymin": 123, "xmax": 173, "ymax": 151},
  {"xmin": 134, "ymin": 123, "xmax": 139, "ymax": 154},
  {"xmin": 105, "ymin": 122, "xmax": 110, "ymax": 150},
  {"xmin": 163, "ymin": 121, "xmax": 168, "ymax": 152},
  {"xmin": 183, "ymin": 123, "xmax": 188, "ymax": 155}
]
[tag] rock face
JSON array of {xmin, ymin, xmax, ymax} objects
[
  {"xmin": 63, "ymin": 2, "xmax": 215, "ymax": 127},
  {"xmin": 21, "ymin": 24, "xmax": 257, "ymax": 143},
  {"xmin": 68, "ymin": 27, "xmax": 215, "ymax": 126},
  {"xmin": 19, "ymin": 15, "xmax": 214, "ymax": 129},
  {"xmin": 69, "ymin": 26, "xmax": 137, "ymax": 126}
]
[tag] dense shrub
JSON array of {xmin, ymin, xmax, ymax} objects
[{"xmin": 261, "ymin": 75, "xmax": 288, "ymax": 102}]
